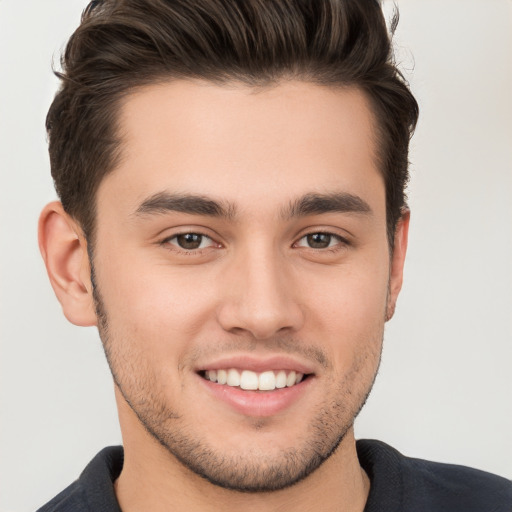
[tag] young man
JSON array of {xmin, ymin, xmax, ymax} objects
[{"xmin": 36, "ymin": 1, "xmax": 511, "ymax": 511}]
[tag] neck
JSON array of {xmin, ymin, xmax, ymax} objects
[{"xmin": 114, "ymin": 393, "xmax": 369, "ymax": 512}]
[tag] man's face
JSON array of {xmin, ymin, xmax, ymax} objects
[{"xmin": 91, "ymin": 80, "xmax": 404, "ymax": 491}]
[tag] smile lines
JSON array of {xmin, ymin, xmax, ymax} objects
[{"xmin": 203, "ymin": 369, "xmax": 305, "ymax": 391}]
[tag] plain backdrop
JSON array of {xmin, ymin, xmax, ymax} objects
[{"xmin": 1, "ymin": 1, "xmax": 511, "ymax": 510}]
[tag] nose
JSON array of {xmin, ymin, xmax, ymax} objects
[{"xmin": 216, "ymin": 246, "xmax": 304, "ymax": 340}]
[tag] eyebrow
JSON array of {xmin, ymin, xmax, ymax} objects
[
  {"xmin": 282, "ymin": 192, "xmax": 372, "ymax": 219},
  {"xmin": 133, "ymin": 191, "xmax": 372, "ymax": 220},
  {"xmin": 133, "ymin": 192, "xmax": 236, "ymax": 219}
]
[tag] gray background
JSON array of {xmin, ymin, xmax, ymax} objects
[{"xmin": 1, "ymin": 1, "xmax": 511, "ymax": 510}]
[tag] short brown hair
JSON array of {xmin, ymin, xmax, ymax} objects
[{"xmin": 47, "ymin": 0, "xmax": 418, "ymax": 247}]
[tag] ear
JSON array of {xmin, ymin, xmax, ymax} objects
[
  {"xmin": 38, "ymin": 201, "xmax": 97, "ymax": 326},
  {"xmin": 386, "ymin": 209, "xmax": 410, "ymax": 321}
]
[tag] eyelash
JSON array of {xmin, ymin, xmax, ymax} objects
[
  {"xmin": 160, "ymin": 230, "xmax": 350, "ymax": 255},
  {"xmin": 294, "ymin": 231, "xmax": 349, "ymax": 252},
  {"xmin": 161, "ymin": 232, "xmax": 218, "ymax": 254}
]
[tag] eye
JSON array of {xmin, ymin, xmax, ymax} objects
[
  {"xmin": 295, "ymin": 232, "xmax": 345, "ymax": 249},
  {"xmin": 166, "ymin": 233, "xmax": 216, "ymax": 250}
]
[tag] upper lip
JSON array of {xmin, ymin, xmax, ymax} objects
[{"xmin": 196, "ymin": 354, "xmax": 317, "ymax": 375}]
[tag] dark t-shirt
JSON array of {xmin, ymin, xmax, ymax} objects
[{"xmin": 37, "ymin": 440, "xmax": 512, "ymax": 511}]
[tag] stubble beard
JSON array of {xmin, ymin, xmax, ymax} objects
[{"xmin": 91, "ymin": 271, "xmax": 382, "ymax": 493}]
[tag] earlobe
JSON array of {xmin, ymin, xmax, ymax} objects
[
  {"xmin": 386, "ymin": 209, "xmax": 410, "ymax": 321},
  {"xmin": 38, "ymin": 201, "xmax": 97, "ymax": 327}
]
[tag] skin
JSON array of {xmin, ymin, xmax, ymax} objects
[{"xmin": 39, "ymin": 80, "xmax": 409, "ymax": 512}]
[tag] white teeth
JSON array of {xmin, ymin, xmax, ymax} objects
[
  {"xmin": 227, "ymin": 369, "xmax": 240, "ymax": 387},
  {"xmin": 217, "ymin": 369, "xmax": 227, "ymax": 385},
  {"xmin": 275, "ymin": 370, "xmax": 287, "ymax": 389},
  {"xmin": 204, "ymin": 368, "xmax": 307, "ymax": 391},
  {"xmin": 258, "ymin": 371, "xmax": 276, "ymax": 391},
  {"xmin": 240, "ymin": 370, "xmax": 259, "ymax": 390},
  {"xmin": 286, "ymin": 371, "xmax": 296, "ymax": 387}
]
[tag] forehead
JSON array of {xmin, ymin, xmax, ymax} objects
[{"xmin": 100, "ymin": 79, "xmax": 383, "ymax": 218}]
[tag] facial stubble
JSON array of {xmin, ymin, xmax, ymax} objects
[{"xmin": 90, "ymin": 262, "xmax": 383, "ymax": 493}]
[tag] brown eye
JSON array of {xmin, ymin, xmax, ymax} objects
[
  {"xmin": 306, "ymin": 233, "xmax": 332, "ymax": 249},
  {"xmin": 176, "ymin": 233, "xmax": 203, "ymax": 249},
  {"xmin": 295, "ymin": 232, "xmax": 346, "ymax": 250},
  {"xmin": 305, "ymin": 233, "xmax": 333, "ymax": 249},
  {"xmin": 167, "ymin": 233, "xmax": 214, "ymax": 250}
]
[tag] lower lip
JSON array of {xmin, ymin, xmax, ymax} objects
[{"xmin": 198, "ymin": 375, "xmax": 314, "ymax": 417}]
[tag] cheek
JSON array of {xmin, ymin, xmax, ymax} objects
[
  {"xmin": 308, "ymin": 257, "xmax": 389, "ymax": 316},
  {"xmin": 94, "ymin": 252, "xmax": 220, "ymax": 365},
  {"xmin": 302, "ymin": 258, "xmax": 389, "ymax": 359}
]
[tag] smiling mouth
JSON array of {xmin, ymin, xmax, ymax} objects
[{"xmin": 200, "ymin": 369, "xmax": 310, "ymax": 391}]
